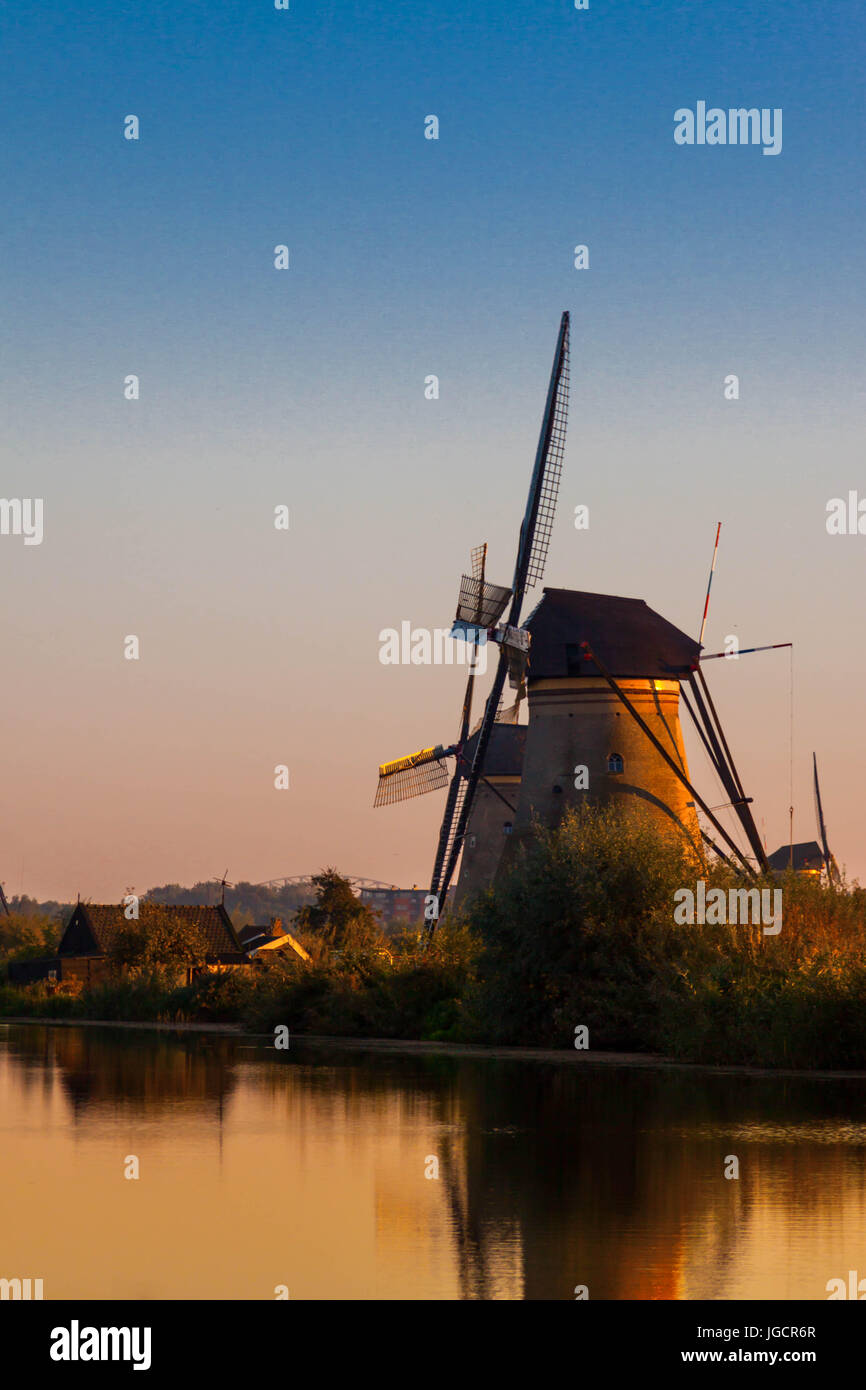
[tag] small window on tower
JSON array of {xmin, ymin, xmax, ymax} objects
[
  {"xmin": 565, "ymin": 643, "xmax": 584, "ymax": 676},
  {"xmin": 607, "ymin": 753, "xmax": 624, "ymax": 774}
]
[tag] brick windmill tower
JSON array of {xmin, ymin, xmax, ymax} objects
[
  {"xmin": 506, "ymin": 589, "xmax": 702, "ymax": 850},
  {"xmin": 495, "ymin": 585, "xmax": 773, "ymax": 884}
]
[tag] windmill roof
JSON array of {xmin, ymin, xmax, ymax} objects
[
  {"xmin": 766, "ymin": 841, "xmax": 824, "ymax": 872},
  {"xmin": 59, "ymin": 903, "xmax": 243, "ymax": 957},
  {"xmin": 524, "ymin": 588, "xmax": 701, "ymax": 680}
]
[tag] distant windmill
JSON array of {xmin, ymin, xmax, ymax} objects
[
  {"xmin": 212, "ymin": 870, "xmax": 235, "ymax": 907},
  {"xmin": 373, "ymin": 312, "xmax": 571, "ymax": 933},
  {"xmin": 813, "ymin": 753, "xmax": 840, "ymax": 884}
]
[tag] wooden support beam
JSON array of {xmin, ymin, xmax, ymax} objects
[
  {"xmin": 699, "ymin": 829, "xmax": 747, "ymax": 875},
  {"xmin": 580, "ymin": 643, "xmax": 758, "ymax": 879},
  {"xmin": 686, "ymin": 672, "xmax": 768, "ymax": 871},
  {"xmin": 693, "ymin": 666, "xmax": 772, "ymax": 875}
]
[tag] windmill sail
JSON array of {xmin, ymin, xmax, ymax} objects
[
  {"xmin": 374, "ymin": 541, "xmax": 493, "ymax": 824},
  {"xmin": 454, "ymin": 575, "xmax": 511, "ymax": 628},
  {"xmin": 427, "ymin": 547, "xmax": 492, "ymax": 908},
  {"xmin": 428, "ymin": 311, "xmax": 571, "ymax": 925},
  {"xmin": 374, "ymin": 746, "xmax": 452, "ymax": 806}
]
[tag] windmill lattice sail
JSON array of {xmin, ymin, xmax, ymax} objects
[
  {"xmin": 373, "ymin": 545, "xmax": 491, "ymax": 823},
  {"xmin": 526, "ymin": 337, "xmax": 569, "ymax": 587},
  {"xmin": 470, "ymin": 543, "xmax": 487, "ymax": 581},
  {"xmin": 431, "ymin": 311, "xmax": 571, "ymax": 921},
  {"xmin": 374, "ymin": 747, "xmax": 451, "ymax": 806},
  {"xmin": 454, "ymin": 575, "xmax": 511, "ymax": 628}
]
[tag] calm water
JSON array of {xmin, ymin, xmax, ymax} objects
[{"xmin": 2, "ymin": 1022, "xmax": 866, "ymax": 1300}]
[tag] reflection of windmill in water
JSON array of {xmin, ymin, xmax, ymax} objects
[{"xmin": 374, "ymin": 311, "xmax": 571, "ymax": 927}]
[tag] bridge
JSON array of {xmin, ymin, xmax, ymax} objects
[{"xmin": 255, "ymin": 875, "xmax": 411, "ymax": 892}]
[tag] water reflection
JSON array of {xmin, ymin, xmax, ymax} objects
[{"xmin": 2, "ymin": 1024, "xmax": 865, "ymax": 1300}]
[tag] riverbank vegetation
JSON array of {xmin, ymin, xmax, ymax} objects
[{"xmin": 2, "ymin": 809, "xmax": 865, "ymax": 1069}]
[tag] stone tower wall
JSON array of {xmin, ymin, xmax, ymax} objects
[{"xmin": 509, "ymin": 676, "xmax": 700, "ymax": 849}]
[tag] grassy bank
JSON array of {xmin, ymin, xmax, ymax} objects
[
  {"xmin": 0, "ymin": 921, "xmax": 478, "ymax": 1042},
  {"xmin": 2, "ymin": 807, "xmax": 864, "ymax": 1069}
]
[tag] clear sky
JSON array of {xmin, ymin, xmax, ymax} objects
[{"xmin": 1, "ymin": 0, "xmax": 863, "ymax": 900}]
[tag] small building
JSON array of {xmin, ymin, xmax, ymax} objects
[
  {"xmin": 358, "ymin": 887, "xmax": 429, "ymax": 931},
  {"xmin": 238, "ymin": 918, "xmax": 311, "ymax": 962},
  {"xmin": 766, "ymin": 841, "xmax": 825, "ymax": 876},
  {"xmin": 8, "ymin": 902, "xmax": 247, "ymax": 987}
]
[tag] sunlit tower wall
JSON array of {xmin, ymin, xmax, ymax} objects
[
  {"xmin": 501, "ymin": 589, "xmax": 702, "ymax": 870},
  {"xmin": 453, "ymin": 724, "xmax": 525, "ymax": 912}
]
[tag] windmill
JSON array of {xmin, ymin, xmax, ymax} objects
[
  {"xmin": 211, "ymin": 870, "xmax": 234, "ymax": 907},
  {"xmin": 373, "ymin": 311, "xmax": 571, "ymax": 934},
  {"xmin": 813, "ymin": 752, "xmax": 840, "ymax": 884},
  {"xmin": 698, "ymin": 530, "xmax": 833, "ymax": 883}
]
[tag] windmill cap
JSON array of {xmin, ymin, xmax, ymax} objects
[{"xmin": 524, "ymin": 588, "xmax": 700, "ymax": 680}]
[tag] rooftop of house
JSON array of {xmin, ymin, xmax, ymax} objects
[
  {"xmin": 239, "ymin": 919, "xmax": 311, "ymax": 962},
  {"xmin": 238, "ymin": 918, "xmax": 289, "ymax": 949},
  {"xmin": 524, "ymin": 588, "xmax": 701, "ymax": 681},
  {"xmin": 766, "ymin": 841, "xmax": 825, "ymax": 872},
  {"xmin": 58, "ymin": 902, "xmax": 244, "ymax": 958}
]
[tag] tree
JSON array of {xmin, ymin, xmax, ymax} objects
[
  {"xmin": 294, "ymin": 869, "xmax": 383, "ymax": 950},
  {"xmin": 466, "ymin": 801, "xmax": 704, "ymax": 1048},
  {"xmin": 0, "ymin": 911, "xmax": 61, "ymax": 961},
  {"xmin": 107, "ymin": 906, "xmax": 210, "ymax": 972}
]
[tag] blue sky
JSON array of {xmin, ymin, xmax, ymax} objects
[{"xmin": 1, "ymin": 0, "xmax": 864, "ymax": 896}]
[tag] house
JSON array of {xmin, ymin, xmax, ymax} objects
[
  {"xmin": 238, "ymin": 917, "xmax": 311, "ymax": 962},
  {"xmin": 766, "ymin": 841, "xmax": 825, "ymax": 876},
  {"xmin": 8, "ymin": 902, "xmax": 247, "ymax": 987},
  {"xmin": 358, "ymin": 887, "xmax": 429, "ymax": 932}
]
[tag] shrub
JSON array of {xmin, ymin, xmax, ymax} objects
[{"xmin": 464, "ymin": 801, "xmax": 866, "ymax": 1066}]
